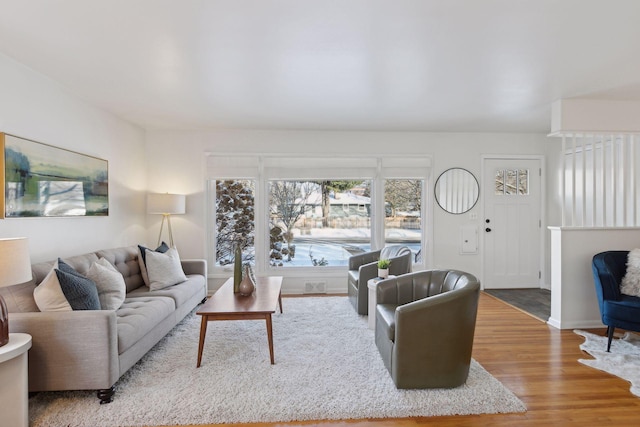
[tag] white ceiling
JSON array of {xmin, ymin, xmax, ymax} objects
[{"xmin": 1, "ymin": 0, "xmax": 640, "ymax": 133}]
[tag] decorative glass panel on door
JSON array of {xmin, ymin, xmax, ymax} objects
[{"xmin": 495, "ymin": 169, "xmax": 529, "ymax": 196}]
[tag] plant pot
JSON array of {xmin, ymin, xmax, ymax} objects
[{"xmin": 378, "ymin": 268, "xmax": 389, "ymax": 279}]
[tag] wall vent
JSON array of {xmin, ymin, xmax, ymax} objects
[{"xmin": 304, "ymin": 281, "xmax": 327, "ymax": 294}]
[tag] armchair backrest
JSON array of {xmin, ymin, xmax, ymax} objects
[
  {"xmin": 592, "ymin": 251, "xmax": 627, "ymax": 308},
  {"xmin": 380, "ymin": 245, "xmax": 412, "ymax": 276},
  {"xmin": 377, "ymin": 269, "xmax": 479, "ymax": 306}
]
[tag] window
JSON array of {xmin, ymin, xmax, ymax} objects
[
  {"xmin": 206, "ymin": 155, "xmax": 431, "ymax": 274},
  {"xmin": 269, "ymin": 180, "xmax": 372, "ymax": 267},
  {"xmin": 214, "ymin": 179, "xmax": 255, "ymax": 266},
  {"xmin": 384, "ymin": 179, "xmax": 423, "ymax": 262}
]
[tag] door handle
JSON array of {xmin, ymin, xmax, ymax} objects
[{"xmin": 485, "ymin": 227, "xmax": 492, "ymax": 232}]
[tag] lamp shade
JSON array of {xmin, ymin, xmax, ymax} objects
[
  {"xmin": 147, "ymin": 193, "xmax": 186, "ymax": 215},
  {"xmin": 0, "ymin": 237, "xmax": 32, "ymax": 288}
]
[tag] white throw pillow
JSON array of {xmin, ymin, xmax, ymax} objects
[
  {"xmin": 146, "ymin": 247, "xmax": 188, "ymax": 291},
  {"xmin": 138, "ymin": 242, "xmax": 170, "ymax": 287},
  {"xmin": 621, "ymin": 248, "xmax": 640, "ymax": 297},
  {"xmin": 86, "ymin": 257, "xmax": 126, "ymax": 310},
  {"xmin": 33, "ymin": 261, "xmax": 73, "ymax": 312}
]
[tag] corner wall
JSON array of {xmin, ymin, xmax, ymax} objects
[{"xmin": 0, "ymin": 53, "xmax": 147, "ymax": 262}]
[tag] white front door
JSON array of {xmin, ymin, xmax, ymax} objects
[{"xmin": 483, "ymin": 157, "xmax": 542, "ymax": 289}]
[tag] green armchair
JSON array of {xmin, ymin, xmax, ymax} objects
[{"xmin": 375, "ymin": 269, "xmax": 480, "ymax": 389}]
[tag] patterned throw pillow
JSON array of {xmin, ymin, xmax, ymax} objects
[{"xmin": 621, "ymin": 248, "xmax": 640, "ymax": 297}]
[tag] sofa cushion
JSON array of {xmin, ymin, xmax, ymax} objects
[
  {"xmin": 116, "ymin": 296, "xmax": 175, "ymax": 354},
  {"xmin": 137, "ymin": 242, "xmax": 170, "ymax": 287},
  {"xmin": 33, "ymin": 262, "xmax": 72, "ymax": 312},
  {"xmin": 127, "ymin": 275, "xmax": 205, "ymax": 307},
  {"xmin": 145, "ymin": 247, "xmax": 187, "ymax": 290},
  {"xmin": 86, "ymin": 258, "xmax": 127, "ymax": 310}
]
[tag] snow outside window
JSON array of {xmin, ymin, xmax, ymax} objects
[{"xmin": 269, "ymin": 180, "xmax": 372, "ymax": 268}]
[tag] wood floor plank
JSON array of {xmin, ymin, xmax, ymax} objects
[{"xmin": 159, "ymin": 292, "xmax": 640, "ymax": 427}]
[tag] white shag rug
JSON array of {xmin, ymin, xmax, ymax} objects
[
  {"xmin": 575, "ymin": 329, "xmax": 640, "ymax": 397},
  {"xmin": 30, "ymin": 297, "xmax": 526, "ymax": 426}
]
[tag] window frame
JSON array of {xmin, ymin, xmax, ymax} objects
[{"xmin": 206, "ymin": 154, "xmax": 432, "ymax": 278}]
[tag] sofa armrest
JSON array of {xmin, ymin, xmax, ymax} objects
[
  {"xmin": 181, "ymin": 258, "xmax": 207, "ymax": 277},
  {"xmin": 9, "ymin": 310, "xmax": 119, "ymax": 392}
]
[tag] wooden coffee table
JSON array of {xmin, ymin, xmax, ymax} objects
[{"xmin": 196, "ymin": 276, "xmax": 283, "ymax": 367}]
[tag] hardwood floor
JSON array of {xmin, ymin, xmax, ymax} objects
[{"xmin": 165, "ymin": 292, "xmax": 640, "ymax": 427}]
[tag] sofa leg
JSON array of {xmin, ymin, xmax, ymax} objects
[
  {"xmin": 606, "ymin": 326, "xmax": 615, "ymax": 352},
  {"xmin": 97, "ymin": 386, "xmax": 115, "ymax": 404},
  {"xmin": 201, "ymin": 297, "xmax": 207, "ymax": 304}
]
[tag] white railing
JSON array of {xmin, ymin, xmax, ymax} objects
[{"xmin": 560, "ymin": 133, "xmax": 639, "ymax": 227}]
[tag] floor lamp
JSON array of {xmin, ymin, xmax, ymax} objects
[
  {"xmin": 147, "ymin": 193, "xmax": 186, "ymax": 247},
  {"xmin": 0, "ymin": 237, "xmax": 32, "ymax": 347}
]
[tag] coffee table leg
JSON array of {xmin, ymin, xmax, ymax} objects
[
  {"xmin": 278, "ymin": 291, "xmax": 283, "ymax": 314},
  {"xmin": 266, "ymin": 313, "xmax": 275, "ymax": 364},
  {"xmin": 197, "ymin": 316, "xmax": 208, "ymax": 368}
]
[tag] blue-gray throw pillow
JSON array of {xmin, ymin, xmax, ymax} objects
[
  {"xmin": 58, "ymin": 259, "xmax": 86, "ymax": 278},
  {"xmin": 55, "ymin": 261, "xmax": 100, "ymax": 310}
]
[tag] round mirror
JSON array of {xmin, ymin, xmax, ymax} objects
[{"xmin": 434, "ymin": 168, "xmax": 479, "ymax": 214}]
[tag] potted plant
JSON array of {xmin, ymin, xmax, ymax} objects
[{"xmin": 377, "ymin": 259, "xmax": 391, "ymax": 279}]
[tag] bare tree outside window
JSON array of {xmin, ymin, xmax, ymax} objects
[{"xmin": 269, "ymin": 181, "xmax": 315, "ymax": 261}]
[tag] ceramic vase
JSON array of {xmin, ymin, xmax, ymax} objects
[
  {"xmin": 239, "ymin": 265, "xmax": 256, "ymax": 296},
  {"xmin": 378, "ymin": 268, "xmax": 389, "ymax": 279}
]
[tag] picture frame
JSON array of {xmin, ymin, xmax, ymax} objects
[{"xmin": 1, "ymin": 133, "xmax": 108, "ymax": 218}]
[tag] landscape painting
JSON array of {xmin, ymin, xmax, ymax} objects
[{"xmin": 1, "ymin": 133, "xmax": 108, "ymax": 218}]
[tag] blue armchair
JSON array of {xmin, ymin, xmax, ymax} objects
[{"xmin": 591, "ymin": 251, "xmax": 640, "ymax": 352}]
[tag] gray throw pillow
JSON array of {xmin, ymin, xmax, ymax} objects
[
  {"xmin": 86, "ymin": 258, "xmax": 126, "ymax": 310},
  {"xmin": 55, "ymin": 260, "xmax": 101, "ymax": 310}
]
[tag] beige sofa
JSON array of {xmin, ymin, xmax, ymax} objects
[{"xmin": 0, "ymin": 245, "xmax": 207, "ymax": 403}]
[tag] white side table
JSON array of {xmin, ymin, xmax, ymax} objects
[
  {"xmin": 367, "ymin": 276, "xmax": 395, "ymax": 330},
  {"xmin": 0, "ymin": 333, "xmax": 32, "ymax": 427}
]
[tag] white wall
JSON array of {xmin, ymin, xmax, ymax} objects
[
  {"xmin": 145, "ymin": 129, "xmax": 554, "ymax": 293},
  {"xmin": 549, "ymin": 227, "xmax": 640, "ymax": 329},
  {"xmin": 0, "ymin": 53, "xmax": 147, "ymax": 263}
]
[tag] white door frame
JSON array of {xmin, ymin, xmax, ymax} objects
[{"xmin": 480, "ymin": 154, "xmax": 547, "ymax": 290}]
